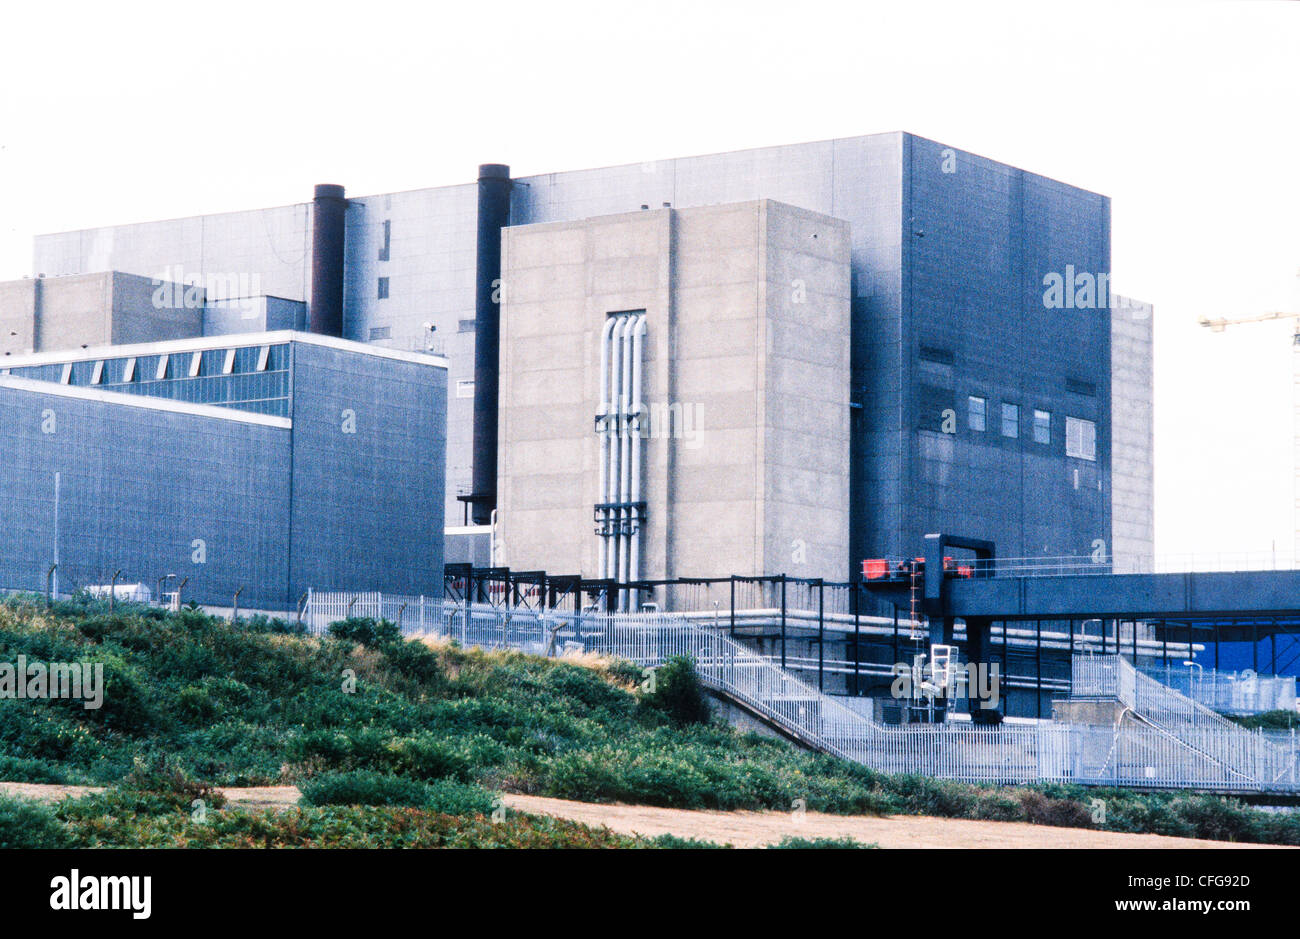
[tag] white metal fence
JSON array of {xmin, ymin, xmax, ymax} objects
[
  {"xmin": 1138, "ymin": 663, "xmax": 1296, "ymax": 715},
  {"xmin": 304, "ymin": 592, "xmax": 1300, "ymax": 791},
  {"xmin": 1073, "ymin": 653, "xmax": 1296, "ymax": 788}
]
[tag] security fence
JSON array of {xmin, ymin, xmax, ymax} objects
[
  {"xmin": 297, "ymin": 589, "xmax": 1300, "ymax": 792},
  {"xmin": 1138, "ymin": 663, "xmax": 1296, "ymax": 715}
]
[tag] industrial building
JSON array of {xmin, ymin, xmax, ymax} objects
[
  {"xmin": 0, "ymin": 332, "xmax": 447, "ymax": 610},
  {"xmin": 15, "ymin": 132, "xmax": 1155, "ymax": 589}
]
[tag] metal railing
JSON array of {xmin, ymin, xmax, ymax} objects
[
  {"xmin": 413, "ymin": 599, "xmax": 1300, "ymax": 790},
  {"xmin": 1073, "ymin": 654, "xmax": 1294, "ymax": 787},
  {"xmin": 294, "ymin": 590, "xmax": 1300, "ymax": 791},
  {"xmin": 1138, "ymin": 663, "xmax": 1296, "ymax": 715}
]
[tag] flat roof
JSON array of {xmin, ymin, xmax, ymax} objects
[
  {"xmin": 0, "ymin": 330, "xmax": 449, "ymax": 371},
  {"xmin": 0, "ymin": 375, "xmax": 292, "ymax": 429}
]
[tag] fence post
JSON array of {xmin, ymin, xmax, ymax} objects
[
  {"xmin": 852, "ymin": 579, "xmax": 861, "ymax": 695},
  {"xmin": 729, "ymin": 575, "xmax": 736, "ymax": 637},
  {"xmin": 817, "ymin": 579, "xmax": 824, "ymax": 693},
  {"xmin": 780, "ymin": 575, "xmax": 787, "ymax": 670}
]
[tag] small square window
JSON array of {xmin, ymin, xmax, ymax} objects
[
  {"xmin": 967, "ymin": 395, "xmax": 986, "ymax": 432},
  {"xmin": 377, "ymin": 277, "xmax": 390, "ymax": 300},
  {"xmin": 456, "ymin": 379, "xmax": 475, "ymax": 399},
  {"xmin": 1066, "ymin": 416, "xmax": 1097, "ymax": 461},
  {"xmin": 1001, "ymin": 403, "xmax": 1019, "ymax": 438},
  {"xmin": 1033, "ymin": 409, "xmax": 1050, "ymax": 444}
]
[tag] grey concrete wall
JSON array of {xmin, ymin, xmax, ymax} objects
[
  {"xmin": 1111, "ymin": 296, "xmax": 1155, "ymax": 564},
  {"xmin": 0, "ymin": 278, "xmax": 38, "ymax": 357},
  {"xmin": 110, "ymin": 272, "xmax": 204, "ymax": 346},
  {"xmin": 202, "ymin": 295, "xmax": 307, "ymax": 336},
  {"xmin": 497, "ymin": 200, "xmax": 849, "ymax": 582},
  {"xmin": 0, "ymin": 272, "xmax": 203, "ymax": 356}
]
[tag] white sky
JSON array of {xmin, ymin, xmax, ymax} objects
[{"xmin": 1, "ymin": 0, "xmax": 1298, "ymax": 561}]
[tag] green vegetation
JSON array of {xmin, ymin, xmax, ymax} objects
[
  {"xmin": 1227, "ymin": 710, "xmax": 1298, "ymax": 731},
  {"xmin": 2, "ymin": 594, "xmax": 1299, "ymax": 847},
  {"xmin": 769, "ymin": 835, "xmax": 877, "ymax": 849}
]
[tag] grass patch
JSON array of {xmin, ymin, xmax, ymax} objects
[{"xmin": 2, "ymin": 595, "xmax": 1299, "ymax": 847}]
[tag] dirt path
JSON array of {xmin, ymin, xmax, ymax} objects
[
  {"xmin": 1, "ymin": 782, "xmax": 1282, "ymax": 848},
  {"xmin": 499, "ymin": 794, "xmax": 1281, "ymax": 849}
]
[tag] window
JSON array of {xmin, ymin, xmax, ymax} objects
[
  {"xmin": 256, "ymin": 345, "xmax": 270, "ymax": 372},
  {"xmin": 90, "ymin": 360, "xmax": 104, "ymax": 385},
  {"xmin": 60, "ymin": 363, "xmax": 71, "ymax": 384},
  {"xmin": 188, "ymin": 351, "xmax": 202, "ymax": 378},
  {"xmin": 123, "ymin": 357, "xmax": 137, "ymax": 383},
  {"xmin": 377, "ymin": 277, "xmax": 390, "ymax": 300},
  {"xmin": 456, "ymin": 379, "xmax": 475, "ymax": 399},
  {"xmin": 369, "ymin": 326, "xmax": 392, "ymax": 341},
  {"xmin": 1033, "ymin": 409, "xmax": 1051, "ymax": 444},
  {"xmin": 967, "ymin": 395, "xmax": 986, "ymax": 431},
  {"xmin": 156, "ymin": 355, "xmax": 169, "ymax": 380},
  {"xmin": 378, "ymin": 219, "xmax": 391, "ymax": 262},
  {"xmin": 222, "ymin": 348, "xmax": 236, "ymax": 375},
  {"xmin": 1066, "ymin": 416, "xmax": 1096, "ymax": 461},
  {"xmin": 1001, "ymin": 403, "xmax": 1019, "ymax": 438}
]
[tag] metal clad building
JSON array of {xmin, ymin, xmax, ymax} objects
[
  {"xmin": 28, "ymin": 132, "xmax": 1145, "ymax": 578},
  {"xmin": 0, "ymin": 333, "xmax": 447, "ymax": 609}
]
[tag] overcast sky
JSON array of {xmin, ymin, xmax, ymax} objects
[{"xmin": 1, "ymin": 0, "xmax": 1297, "ymax": 562}]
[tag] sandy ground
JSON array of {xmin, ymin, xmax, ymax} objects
[
  {"xmin": 498, "ymin": 794, "xmax": 1279, "ymax": 849},
  {"xmin": 1, "ymin": 782, "xmax": 1281, "ymax": 848}
]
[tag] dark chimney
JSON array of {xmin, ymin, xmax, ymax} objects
[
  {"xmin": 467, "ymin": 164, "xmax": 511, "ymax": 525},
  {"xmin": 309, "ymin": 184, "xmax": 346, "ymax": 336}
]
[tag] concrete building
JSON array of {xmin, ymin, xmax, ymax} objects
[
  {"xmin": 0, "ymin": 270, "xmax": 308, "ymax": 358},
  {"xmin": 23, "ymin": 132, "xmax": 1151, "ymax": 582},
  {"xmin": 1111, "ymin": 296, "xmax": 1155, "ymax": 565},
  {"xmin": 0, "ymin": 332, "xmax": 447, "ymax": 609},
  {"xmin": 497, "ymin": 200, "xmax": 851, "ymax": 583}
]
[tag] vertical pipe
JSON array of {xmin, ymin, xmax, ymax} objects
[
  {"xmin": 628, "ymin": 315, "xmax": 647, "ymax": 601},
  {"xmin": 596, "ymin": 317, "xmax": 616, "ymax": 580},
  {"xmin": 309, "ymin": 184, "xmax": 346, "ymax": 337},
  {"xmin": 470, "ymin": 164, "xmax": 512, "ymax": 524},
  {"xmin": 617, "ymin": 315, "xmax": 635, "ymax": 607},
  {"xmin": 606, "ymin": 317, "xmax": 626, "ymax": 584}
]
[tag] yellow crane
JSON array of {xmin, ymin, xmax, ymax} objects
[{"xmin": 1198, "ymin": 309, "xmax": 1300, "ymax": 561}]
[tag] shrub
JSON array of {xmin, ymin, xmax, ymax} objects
[
  {"xmin": 642, "ymin": 656, "xmax": 712, "ymax": 727},
  {"xmin": 769, "ymin": 836, "xmax": 876, "ymax": 849},
  {"xmin": 299, "ymin": 771, "xmax": 494, "ymax": 816},
  {"xmin": 1017, "ymin": 790, "xmax": 1093, "ymax": 828},
  {"xmin": 328, "ymin": 617, "xmax": 403, "ymax": 648},
  {"xmin": 646, "ymin": 833, "xmax": 731, "ymax": 849},
  {"xmin": 0, "ymin": 796, "xmax": 71, "ymax": 848}
]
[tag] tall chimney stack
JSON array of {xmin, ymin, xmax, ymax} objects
[{"xmin": 309, "ymin": 184, "xmax": 346, "ymax": 336}]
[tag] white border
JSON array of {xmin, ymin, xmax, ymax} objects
[
  {"xmin": 0, "ymin": 330, "xmax": 448, "ymax": 371},
  {"xmin": 0, "ymin": 375, "xmax": 292, "ymax": 429}
]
